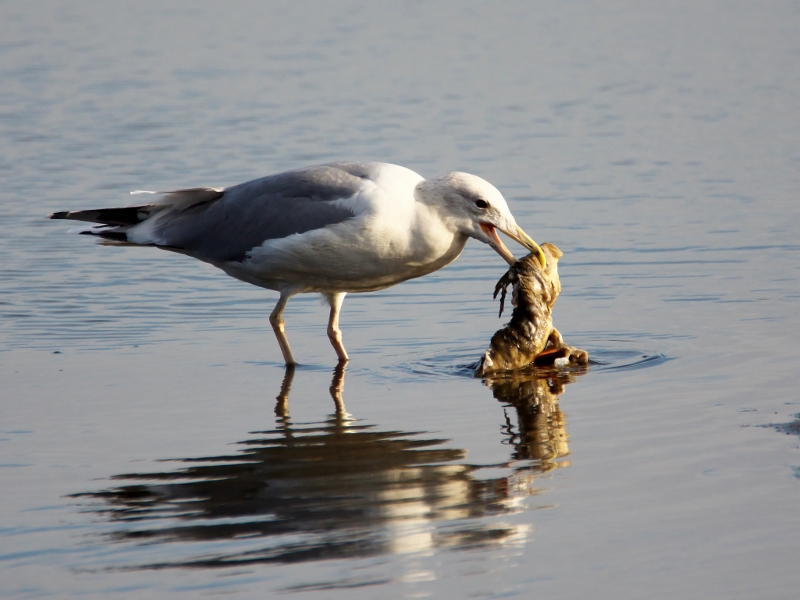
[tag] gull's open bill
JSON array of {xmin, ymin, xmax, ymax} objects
[{"xmin": 480, "ymin": 223, "xmax": 546, "ymax": 267}]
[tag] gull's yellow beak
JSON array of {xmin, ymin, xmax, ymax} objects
[
  {"xmin": 482, "ymin": 223, "xmax": 546, "ymax": 267},
  {"xmin": 507, "ymin": 225, "xmax": 546, "ymax": 268}
]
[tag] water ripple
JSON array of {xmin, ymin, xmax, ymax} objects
[{"xmin": 391, "ymin": 338, "xmax": 672, "ymax": 381}]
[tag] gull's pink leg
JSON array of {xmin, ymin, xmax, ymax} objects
[
  {"xmin": 270, "ymin": 292, "xmax": 296, "ymax": 366},
  {"xmin": 324, "ymin": 292, "xmax": 349, "ymax": 362}
]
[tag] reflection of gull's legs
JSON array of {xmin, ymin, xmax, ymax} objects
[
  {"xmin": 274, "ymin": 364, "xmax": 296, "ymax": 418},
  {"xmin": 273, "ymin": 363, "xmax": 347, "ymax": 419},
  {"xmin": 330, "ymin": 360, "xmax": 347, "ymax": 415}
]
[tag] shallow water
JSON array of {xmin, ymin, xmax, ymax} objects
[{"xmin": 2, "ymin": 1, "xmax": 800, "ymax": 598}]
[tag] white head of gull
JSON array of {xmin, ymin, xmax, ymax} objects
[{"xmin": 50, "ymin": 162, "xmax": 544, "ymax": 365}]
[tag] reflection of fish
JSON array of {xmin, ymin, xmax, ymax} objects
[
  {"xmin": 486, "ymin": 369, "xmax": 585, "ymax": 464},
  {"xmin": 477, "ymin": 244, "xmax": 588, "ymax": 375}
]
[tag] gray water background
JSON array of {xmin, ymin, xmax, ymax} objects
[{"xmin": 2, "ymin": 1, "xmax": 800, "ymax": 598}]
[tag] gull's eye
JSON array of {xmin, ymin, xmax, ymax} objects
[{"xmin": 475, "ymin": 198, "xmax": 489, "ymax": 209}]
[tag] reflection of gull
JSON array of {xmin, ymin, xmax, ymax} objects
[
  {"xmin": 72, "ymin": 366, "xmax": 549, "ymax": 569},
  {"xmin": 49, "ymin": 163, "xmax": 544, "ymax": 365}
]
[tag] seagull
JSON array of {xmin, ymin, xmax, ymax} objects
[{"xmin": 50, "ymin": 162, "xmax": 544, "ymax": 365}]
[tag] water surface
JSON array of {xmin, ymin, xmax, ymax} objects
[{"xmin": 2, "ymin": 1, "xmax": 799, "ymax": 598}]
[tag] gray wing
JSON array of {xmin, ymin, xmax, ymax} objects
[
  {"xmin": 134, "ymin": 163, "xmax": 378, "ymax": 262},
  {"xmin": 153, "ymin": 163, "xmax": 374, "ymax": 261}
]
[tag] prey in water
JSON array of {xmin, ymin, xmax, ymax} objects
[{"xmin": 477, "ymin": 243, "xmax": 588, "ymax": 376}]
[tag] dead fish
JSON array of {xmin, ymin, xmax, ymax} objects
[{"xmin": 477, "ymin": 243, "xmax": 588, "ymax": 375}]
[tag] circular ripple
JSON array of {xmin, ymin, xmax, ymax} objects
[{"xmin": 391, "ymin": 339, "xmax": 672, "ymax": 381}]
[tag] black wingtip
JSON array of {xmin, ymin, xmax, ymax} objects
[
  {"xmin": 93, "ymin": 230, "xmax": 129, "ymax": 241},
  {"xmin": 49, "ymin": 211, "xmax": 70, "ymax": 219}
]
